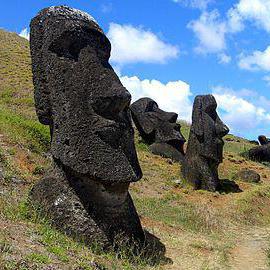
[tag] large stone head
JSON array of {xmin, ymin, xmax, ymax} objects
[
  {"xmin": 258, "ymin": 135, "xmax": 270, "ymax": 145},
  {"xmin": 30, "ymin": 6, "xmax": 142, "ymax": 183},
  {"xmin": 190, "ymin": 95, "xmax": 229, "ymax": 162},
  {"xmin": 130, "ymin": 97, "xmax": 186, "ymax": 154}
]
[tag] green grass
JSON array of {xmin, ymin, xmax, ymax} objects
[
  {"xmin": 0, "ymin": 107, "xmax": 50, "ymax": 153},
  {"xmin": 0, "ymin": 196, "xmax": 163, "ymax": 270},
  {"xmin": 134, "ymin": 192, "xmax": 222, "ymax": 233},
  {"xmin": 224, "ymin": 134, "xmax": 254, "ymax": 155},
  {"xmin": 25, "ymin": 252, "xmax": 51, "ymax": 264},
  {"xmin": 232, "ymin": 185, "xmax": 270, "ymax": 224},
  {"xmin": 178, "ymin": 120, "xmax": 190, "ymax": 140}
]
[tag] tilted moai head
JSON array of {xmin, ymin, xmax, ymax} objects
[
  {"xmin": 30, "ymin": 6, "xmax": 144, "ymax": 247},
  {"xmin": 130, "ymin": 98, "xmax": 186, "ymax": 161},
  {"xmin": 258, "ymin": 135, "xmax": 270, "ymax": 145},
  {"xmin": 182, "ymin": 95, "xmax": 229, "ymax": 191}
]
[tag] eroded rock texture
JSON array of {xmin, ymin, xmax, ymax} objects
[
  {"xmin": 258, "ymin": 135, "xmax": 270, "ymax": 145},
  {"xmin": 248, "ymin": 145, "xmax": 270, "ymax": 162},
  {"xmin": 130, "ymin": 98, "xmax": 186, "ymax": 162},
  {"xmin": 182, "ymin": 95, "xmax": 229, "ymax": 191},
  {"xmin": 30, "ymin": 5, "xmax": 144, "ymax": 248}
]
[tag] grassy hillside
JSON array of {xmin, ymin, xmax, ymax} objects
[{"xmin": 1, "ymin": 29, "xmax": 270, "ymax": 270}]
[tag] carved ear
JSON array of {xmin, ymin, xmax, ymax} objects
[{"xmin": 191, "ymin": 96, "xmax": 204, "ymax": 138}]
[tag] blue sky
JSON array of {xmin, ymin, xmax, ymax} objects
[{"xmin": 2, "ymin": 0, "xmax": 270, "ymax": 139}]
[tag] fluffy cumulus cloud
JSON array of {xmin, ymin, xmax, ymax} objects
[
  {"xmin": 212, "ymin": 86, "xmax": 270, "ymax": 136},
  {"xmin": 186, "ymin": 0, "xmax": 270, "ymax": 63},
  {"xmin": 172, "ymin": 0, "xmax": 214, "ymax": 10},
  {"xmin": 188, "ymin": 7, "xmax": 244, "ymax": 56},
  {"xmin": 230, "ymin": 0, "xmax": 270, "ymax": 33},
  {"xmin": 19, "ymin": 28, "xmax": 29, "ymax": 40},
  {"xmin": 107, "ymin": 23, "xmax": 179, "ymax": 65},
  {"xmin": 120, "ymin": 75, "xmax": 193, "ymax": 121},
  {"xmin": 238, "ymin": 46, "xmax": 270, "ymax": 71},
  {"xmin": 188, "ymin": 10, "xmax": 227, "ymax": 54}
]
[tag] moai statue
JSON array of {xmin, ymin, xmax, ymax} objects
[
  {"xmin": 248, "ymin": 144, "xmax": 270, "ymax": 162},
  {"xmin": 182, "ymin": 95, "xmax": 229, "ymax": 191},
  {"xmin": 130, "ymin": 98, "xmax": 186, "ymax": 162},
  {"xmin": 258, "ymin": 135, "xmax": 270, "ymax": 145},
  {"xmin": 29, "ymin": 6, "xmax": 145, "ymax": 248}
]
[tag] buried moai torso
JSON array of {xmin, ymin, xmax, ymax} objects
[
  {"xmin": 182, "ymin": 95, "xmax": 229, "ymax": 191},
  {"xmin": 30, "ymin": 6, "xmax": 144, "ymax": 247},
  {"xmin": 130, "ymin": 98, "xmax": 186, "ymax": 162}
]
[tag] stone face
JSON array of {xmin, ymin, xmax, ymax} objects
[
  {"xmin": 30, "ymin": 5, "xmax": 144, "ymax": 247},
  {"xmin": 248, "ymin": 144, "xmax": 270, "ymax": 162},
  {"xmin": 258, "ymin": 135, "xmax": 270, "ymax": 145},
  {"xmin": 182, "ymin": 95, "xmax": 229, "ymax": 191},
  {"xmin": 233, "ymin": 169, "xmax": 260, "ymax": 183},
  {"xmin": 130, "ymin": 97, "xmax": 186, "ymax": 162}
]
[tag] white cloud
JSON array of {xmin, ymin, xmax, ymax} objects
[
  {"xmin": 120, "ymin": 75, "xmax": 193, "ymax": 121},
  {"xmin": 227, "ymin": 7, "xmax": 245, "ymax": 33},
  {"xmin": 19, "ymin": 28, "xmax": 29, "ymax": 40},
  {"xmin": 212, "ymin": 86, "xmax": 270, "ymax": 136},
  {"xmin": 218, "ymin": 53, "xmax": 231, "ymax": 64},
  {"xmin": 230, "ymin": 0, "xmax": 270, "ymax": 33},
  {"xmin": 107, "ymin": 23, "xmax": 179, "ymax": 65},
  {"xmin": 173, "ymin": 0, "xmax": 214, "ymax": 10},
  {"xmin": 238, "ymin": 46, "xmax": 270, "ymax": 71},
  {"xmin": 188, "ymin": 10, "xmax": 227, "ymax": 54}
]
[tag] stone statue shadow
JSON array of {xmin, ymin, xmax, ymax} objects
[
  {"xmin": 89, "ymin": 229, "xmax": 172, "ymax": 268},
  {"xmin": 139, "ymin": 230, "xmax": 173, "ymax": 267},
  {"xmin": 218, "ymin": 179, "xmax": 242, "ymax": 194}
]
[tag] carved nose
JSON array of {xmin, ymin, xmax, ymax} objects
[
  {"xmin": 217, "ymin": 124, "xmax": 229, "ymax": 137},
  {"xmin": 92, "ymin": 87, "xmax": 131, "ymax": 120},
  {"xmin": 157, "ymin": 109, "xmax": 178, "ymax": 123}
]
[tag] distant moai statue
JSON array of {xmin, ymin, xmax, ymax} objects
[
  {"xmin": 30, "ymin": 6, "xmax": 145, "ymax": 248},
  {"xmin": 130, "ymin": 98, "xmax": 186, "ymax": 162},
  {"xmin": 182, "ymin": 95, "xmax": 229, "ymax": 191},
  {"xmin": 258, "ymin": 135, "xmax": 270, "ymax": 145}
]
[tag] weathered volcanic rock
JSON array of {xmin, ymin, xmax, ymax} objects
[
  {"xmin": 29, "ymin": 5, "xmax": 144, "ymax": 248},
  {"xmin": 130, "ymin": 97, "xmax": 186, "ymax": 162},
  {"xmin": 181, "ymin": 95, "xmax": 229, "ymax": 191},
  {"xmin": 258, "ymin": 135, "xmax": 270, "ymax": 145},
  {"xmin": 248, "ymin": 144, "xmax": 270, "ymax": 162},
  {"xmin": 233, "ymin": 169, "xmax": 261, "ymax": 183}
]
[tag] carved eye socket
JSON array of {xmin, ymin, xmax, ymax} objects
[
  {"xmin": 204, "ymin": 103, "xmax": 217, "ymax": 121},
  {"xmin": 145, "ymin": 101, "xmax": 158, "ymax": 112},
  {"xmin": 48, "ymin": 29, "xmax": 111, "ymax": 62}
]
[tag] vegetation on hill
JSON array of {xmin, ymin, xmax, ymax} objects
[{"xmin": 1, "ymin": 29, "xmax": 270, "ymax": 269}]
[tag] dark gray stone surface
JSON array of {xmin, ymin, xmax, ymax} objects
[
  {"xmin": 182, "ymin": 95, "xmax": 229, "ymax": 191},
  {"xmin": 30, "ymin": 5, "xmax": 144, "ymax": 248},
  {"xmin": 248, "ymin": 144, "xmax": 270, "ymax": 162},
  {"xmin": 130, "ymin": 97, "xmax": 185, "ymax": 162},
  {"xmin": 258, "ymin": 135, "xmax": 270, "ymax": 145}
]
